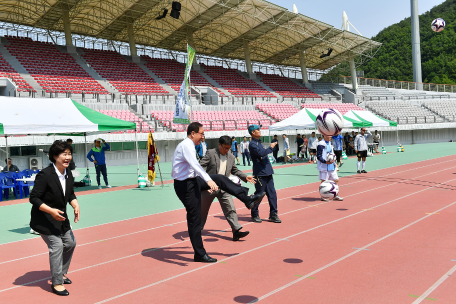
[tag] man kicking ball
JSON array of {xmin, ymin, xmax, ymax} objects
[
  {"xmin": 317, "ymin": 135, "xmax": 343, "ymax": 201},
  {"xmin": 354, "ymin": 128, "xmax": 372, "ymax": 174}
]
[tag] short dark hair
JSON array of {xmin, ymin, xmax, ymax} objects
[
  {"xmin": 282, "ymin": 134, "xmax": 286, "ymax": 136},
  {"xmin": 49, "ymin": 140, "xmax": 73, "ymax": 163},
  {"xmin": 219, "ymin": 135, "xmax": 232, "ymax": 146},
  {"xmin": 187, "ymin": 122, "xmax": 203, "ymax": 135},
  {"xmin": 312, "ymin": 131, "xmax": 315, "ymax": 134},
  {"xmin": 67, "ymin": 138, "xmax": 73, "ymax": 143},
  {"xmin": 297, "ymin": 134, "xmax": 301, "ymax": 136},
  {"xmin": 4, "ymin": 158, "xmax": 11, "ymax": 164},
  {"xmin": 231, "ymin": 136, "xmax": 235, "ymax": 140},
  {"xmin": 274, "ymin": 135, "xmax": 277, "ymax": 137}
]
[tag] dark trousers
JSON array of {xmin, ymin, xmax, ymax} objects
[
  {"xmin": 273, "ymin": 150, "xmax": 278, "ymax": 162},
  {"xmin": 242, "ymin": 151, "xmax": 251, "ymax": 166},
  {"xmin": 95, "ymin": 164, "xmax": 108, "ymax": 186},
  {"xmin": 251, "ymin": 175, "xmax": 277, "ymax": 217},
  {"xmin": 173, "ymin": 174, "xmax": 249, "ymax": 257}
]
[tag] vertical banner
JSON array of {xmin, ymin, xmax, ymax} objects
[
  {"xmin": 174, "ymin": 44, "xmax": 196, "ymax": 124},
  {"xmin": 148, "ymin": 132, "xmax": 159, "ymax": 183}
]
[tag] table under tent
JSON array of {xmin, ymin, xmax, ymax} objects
[
  {"xmin": 269, "ymin": 108, "xmax": 398, "ymax": 147},
  {"xmin": 0, "ymin": 98, "xmax": 138, "ymax": 185}
]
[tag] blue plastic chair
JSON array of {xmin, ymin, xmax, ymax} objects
[
  {"xmin": 14, "ymin": 172, "xmax": 30, "ymax": 199},
  {"xmin": 0, "ymin": 173, "xmax": 16, "ymax": 201}
]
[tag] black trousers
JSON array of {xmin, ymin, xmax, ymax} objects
[
  {"xmin": 273, "ymin": 150, "xmax": 278, "ymax": 162},
  {"xmin": 173, "ymin": 174, "xmax": 250, "ymax": 257}
]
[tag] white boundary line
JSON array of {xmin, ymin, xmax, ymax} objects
[
  {"xmin": 1, "ymin": 162, "xmax": 455, "ymax": 267},
  {"xmin": 251, "ymin": 200, "xmax": 456, "ymax": 303},
  {"xmin": 94, "ymin": 178, "xmax": 456, "ymax": 303},
  {"xmin": 411, "ymin": 264, "xmax": 456, "ymax": 303},
  {"xmin": 1, "ymin": 154, "xmax": 452, "ymax": 249}
]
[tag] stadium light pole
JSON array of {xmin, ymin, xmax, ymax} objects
[{"xmin": 411, "ymin": 0, "xmax": 423, "ymax": 90}]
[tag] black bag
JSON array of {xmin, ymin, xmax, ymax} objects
[{"xmin": 74, "ymin": 181, "xmax": 85, "ymax": 188}]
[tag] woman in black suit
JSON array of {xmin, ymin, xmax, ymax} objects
[{"xmin": 30, "ymin": 140, "xmax": 80, "ymax": 296}]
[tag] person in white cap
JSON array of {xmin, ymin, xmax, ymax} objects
[{"xmin": 87, "ymin": 138, "xmax": 111, "ymax": 189}]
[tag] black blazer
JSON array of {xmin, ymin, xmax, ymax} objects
[{"xmin": 30, "ymin": 165, "xmax": 76, "ymax": 235}]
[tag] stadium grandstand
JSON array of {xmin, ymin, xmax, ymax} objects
[{"xmin": 0, "ymin": 0, "xmax": 454, "ymax": 167}]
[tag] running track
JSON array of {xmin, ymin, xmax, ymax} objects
[{"xmin": 1, "ymin": 156, "xmax": 456, "ymax": 303}]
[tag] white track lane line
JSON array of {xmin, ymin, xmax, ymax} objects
[
  {"xmin": 411, "ymin": 264, "xmax": 456, "ymax": 304},
  {"xmin": 250, "ymin": 200, "xmax": 456, "ymax": 303},
  {"xmin": 0, "ymin": 156, "xmax": 452, "ymax": 249},
  {"xmin": 86, "ymin": 177, "xmax": 456, "ymax": 303},
  {"xmin": 1, "ymin": 162, "xmax": 455, "ymax": 268}
]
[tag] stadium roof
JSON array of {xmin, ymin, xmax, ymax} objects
[{"xmin": 1, "ymin": 0, "xmax": 382, "ymax": 70}]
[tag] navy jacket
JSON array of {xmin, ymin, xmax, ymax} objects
[{"xmin": 249, "ymin": 138, "xmax": 274, "ymax": 176}]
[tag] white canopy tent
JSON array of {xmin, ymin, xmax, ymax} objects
[{"xmin": 0, "ymin": 98, "xmax": 139, "ymax": 177}]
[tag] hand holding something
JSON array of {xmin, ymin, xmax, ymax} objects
[
  {"xmin": 51, "ymin": 209, "xmax": 66, "ymax": 221},
  {"xmin": 206, "ymin": 180, "xmax": 219, "ymax": 194},
  {"xmin": 246, "ymin": 176, "xmax": 257, "ymax": 185},
  {"xmin": 270, "ymin": 142, "xmax": 277, "ymax": 148},
  {"xmin": 93, "ymin": 160, "xmax": 98, "ymax": 164}
]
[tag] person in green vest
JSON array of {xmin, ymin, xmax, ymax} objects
[{"xmin": 87, "ymin": 138, "xmax": 111, "ymax": 189}]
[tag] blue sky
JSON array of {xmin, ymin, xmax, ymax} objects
[{"xmin": 275, "ymin": 0, "xmax": 445, "ymax": 38}]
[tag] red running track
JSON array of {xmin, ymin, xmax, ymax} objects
[{"xmin": 0, "ymin": 156, "xmax": 455, "ymax": 303}]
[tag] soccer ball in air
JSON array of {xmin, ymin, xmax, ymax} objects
[
  {"xmin": 316, "ymin": 109, "xmax": 344, "ymax": 136},
  {"xmin": 431, "ymin": 18, "xmax": 445, "ymax": 32},
  {"xmin": 319, "ymin": 181, "xmax": 339, "ymax": 200},
  {"xmin": 326, "ymin": 153, "xmax": 337, "ymax": 163},
  {"xmin": 228, "ymin": 175, "xmax": 242, "ymax": 186}
]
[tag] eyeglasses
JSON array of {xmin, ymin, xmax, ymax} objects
[{"xmin": 197, "ymin": 132, "xmax": 205, "ymax": 136}]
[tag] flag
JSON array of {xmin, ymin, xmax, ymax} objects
[
  {"xmin": 174, "ymin": 44, "xmax": 196, "ymax": 124},
  {"xmin": 148, "ymin": 132, "xmax": 159, "ymax": 183}
]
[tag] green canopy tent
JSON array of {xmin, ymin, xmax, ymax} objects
[
  {"xmin": 0, "ymin": 97, "xmax": 138, "ymax": 177},
  {"xmin": 344, "ymin": 110, "xmax": 398, "ymax": 146},
  {"xmin": 268, "ymin": 108, "xmax": 365, "ymax": 131}
]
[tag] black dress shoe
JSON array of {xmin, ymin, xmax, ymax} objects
[
  {"xmin": 269, "ymin": 213, "xmax": 282, "ymax": 223},
  {"xmin": 244, "ymin": 192, "xmax": 266, "ymax": 210},
  {"xmin": 233, "ymin": 228, "xmax": 249, "ymax": 241},
  {"xmin": 361, "ymin": 170, "xmax": 368, "ymax": 173},
  {"xmin": 51, "ymin": 285, "xmax": 69, "ymax": 296},
  {"xmin": 251, "ymin": 216, "xmax": 262, "ymax": 223},
  {"xmin": 63, "ymin": 277, "xmax": 72, "ymax": 284},
  {"xmin": 194, "ymin": 254, "xmax": 217, "ymax": 263},
  {"xmin": 357, "ymin": 170, "xmax": 361, "ymax": 174}
]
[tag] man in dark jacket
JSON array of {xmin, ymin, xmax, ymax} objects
[
  {"xmin": 2, "ymin": 158, "xmax": 19, "ymax": 172},
  {"xmin": 66, "ymin": 139, "xmax": 76, "ymax": 171},
  {"xmin": 248, "ymin": 125, "xmax": 281, "ymax": 223},
  {"xmin": 199, "ymin": 135, "xmax": 256, "ymax": 241},
  {"xmin": 87, "ymin": 138, "xmax": 111, "ymax": 189}
]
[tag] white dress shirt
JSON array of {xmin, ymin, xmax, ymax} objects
[
  {"xmin": 172, "ymin": 138, "xmax": 211, "ymax": 182},
  {"xmin": 354, "ymin": 130, "xmax": 372, "ymax": 151},
  {"xmin": 240, "ymin": 141, "xmax": 249, "ymax": 152},
  {"xmin": 202, "ymin": 141, "xmax": 207, "ymax": 156},
  {"xmin": 53, "ymin": 163, "xmax": 67, "ymax": 196}
]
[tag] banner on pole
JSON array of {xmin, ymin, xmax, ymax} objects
[
  {"xmin": 148, "ymin": 132, "xmax": 159, "ymax": 183},
  {"xmin": 174, "ymin": 44, "xmax": 196, "ymax": 124}
]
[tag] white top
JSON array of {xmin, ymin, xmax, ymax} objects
[
  {"xmin": 354, "ymin": 130, "xmax": 372, "ymax": 151},
  {"xmin": 53, "ymin": 163, "xmax": 67, "ymax": 196},
  {"xmin": 219, "ymin": 154, "xmax": 227, "ymax": 175},
  {"xmin": 240, "ymin": 141, "xmax": 249, "ymax": 152},
  {"xmin": 171, "ymin": 138, "xmax": 211, "ymax": 182}
]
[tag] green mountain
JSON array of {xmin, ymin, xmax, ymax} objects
[{"xmin": 326, "ymin": 0, "xmax": 456, "ymax": 85}]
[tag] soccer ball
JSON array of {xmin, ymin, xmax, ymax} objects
[
  {"xmin": 326, "ymin": 153, "xmax": 337, "ymax": 163},
  {"xmin": 228, "ymin": 175, "xmax": 242, "ymax": 186},
  {"xmin": 319, "ymin": 181, "xmax": 339, "ymax": 200},
  {"xmin": 431, "ymin": 18, "xmax": 445, "ymax": 32},
  {"xmin": 316, "ymin": 109, "xmax": 344, "ymax": 136}
]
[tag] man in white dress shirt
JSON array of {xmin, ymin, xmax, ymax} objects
[
  {"xmin": 172, "ymin": 122, "xmax": 266, "ymax": 263},
  {"xmin": 354, "ymin": 128, "xmax": 372, "ymax": 174}
]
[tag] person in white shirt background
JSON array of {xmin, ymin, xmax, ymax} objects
[
  {"xmin": 373, "ymin": 130, "xmax": 380, "ymax": 153},
  {"xmin": 354, "ymin": 128, "xmax": 372, "ymax": 174},
  {"xmin": 171, "ymin": 122, "xmax": 266, "ymax": 263},
  {"xmin": 282, "ymin": 134, "xmax": 292, "ymax": 164},
  {"xmin": 308, "ymin": 132, "xmax": 317, "ymax": 163},
  {"xmin": 240, "ymin": 136, "xmax": 251, "ymax": 166}
]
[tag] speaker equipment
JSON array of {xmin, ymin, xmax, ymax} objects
[
  {"xmin": 170, "ymin": 1, "xmax": 181, "ymax": 19},
  {"xmin": 29, "ymin": 157, "xmax": 42, "ymax": 170},
  {"xmin": 156, "ymin": 8, "xmax": 168, "ymax": 20}
]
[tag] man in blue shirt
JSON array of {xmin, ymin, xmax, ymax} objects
[
  {"xmin": 317, "ymin": 135, "xmax": 343, "ymax": 201},
  {"xmin": 195, "ymin": 137, "xmax": 207, "ymax": 160},
  {"xmin": 87, "ymin": 138, "xmax": 111, "ymax": 189},
  {"xmin": 231, "ymin": 136, "xmax": 240, "ymax": 165},
  {"xmin": 248, "ymin": 124, "xmax": 281, "ymax": 223},
  {"xmin": 332, "ymin": 133, "xmax": 344, "ymax": 171}
]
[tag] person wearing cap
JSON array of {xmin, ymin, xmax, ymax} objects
[
  {"xmin": 248, "ymin": 124, "xmax": 281, "ymax": 223},
  {"xmin": 86, "ymin": 138, "xmax": 111, "ymax": 189}
]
